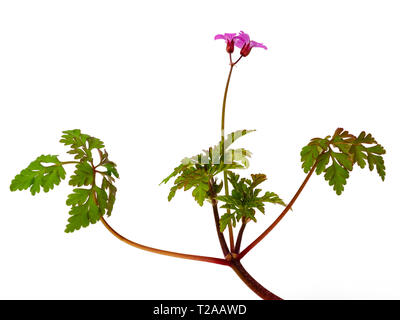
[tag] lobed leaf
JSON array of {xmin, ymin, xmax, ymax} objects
[
  {"xmin": 161, "ymin": 130, "xmax": 255, "ymax": 206},
  {"xmin": 324, "ymin": 159, "xmax": 349, "ymax": 195},
  {"xmin": 217, "ymin": 171, "xmax": 286, "ymax": 228},
  {"xmin": 301, "ymin": 128, "xmax": 386, "ymax": 195},
  {"xmin": 10, "ymin": 129, "xmax": 119, "ymax": 233},
  {"xmin": 101, "ymin": 177, "xmax": 117, "ymax": 216},
  {"xmin": 219, "ymin": 213, "xmax": 236, "ymax": 232},
  {"xmin": 65, "ymin": 186, "xmax": 111, "ymax": 233},
  {"xmin": 10, "ymin": 155, "xmax": 66, "ymax": 195},
  {"xmin": 69, "ymin": 162, "xmax": 93, "ymax": 187},
  {"xmin": 60, "ymin": 129, "xmax": 104, "ymax": 162},
  {"xmin": 261, "ymin": 191, "xmax": 287, "ymax": 207},
  {"xmin": 300, "ymin": 145, "xmax": 321, "ymax": 173}
]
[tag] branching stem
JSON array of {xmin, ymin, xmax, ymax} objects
[
  {"xmin": 238, "ymin": 161, "xmax": 318, "ymax": 259},
  {"xmin": 90, "ymin": 167, "xmax": 228, "ymax": 266},
  {"xmin": 234, "ymin": 219, "xmax": 247, "ymax": 253},
  {"xmin": 100, "ymin": 217, "xmax": 229, "ymax": 266}
]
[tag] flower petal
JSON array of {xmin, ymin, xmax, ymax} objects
[
  {"xmin": 214, "ymin": 34, "xmax": 226, "ymax": 40},
  {"xmin": 234, "ymin": 38, "xmax": 246, "ymax": 48},
  {"xmin": 250, "ymin": 40, "xmax": 268, "ymax": 50},
  {"xmin": 214, "ymin": 33, "xmax": 237, "ymax": 41},
  {"xmin": 224, "ymin": 33, "xmax": 237, "ymax": 41},
  {"xmin": 237, "ymin": 31, "xmax": 250, "ymax": 44}
]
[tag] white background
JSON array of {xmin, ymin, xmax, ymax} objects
[{"xmin": 0, "ymin": 0, "xmax": 399, "ymax": 299}]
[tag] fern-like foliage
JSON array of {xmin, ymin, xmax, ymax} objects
[
  {"xmin": 301, "ymin": 128, "xmax": 386, "ymax": 195},
  {"xmin": 10, "ymin": 155, "xmax": 66, "ymax": 195},
  {"xmin": 217, "ymin": 172, "xmax": 286, "ymax": 232},
  {"xmin": 10, "ymin": 130, "xmax": 119, "ymax": 233},
  {"xmin": 161, "ymin": 129, "xmax": 254, "ymax": 206}
]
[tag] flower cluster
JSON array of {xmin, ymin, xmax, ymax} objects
[{"xmin": 214, "ymin": 31, "xmax": 267, "ymax": 57}]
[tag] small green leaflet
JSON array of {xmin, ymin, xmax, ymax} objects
[
  {"xmin": 217, "ymin": 171, "xmax": 286, "ymax": 232},
  {"xmin": 300, "ymin": 145, "xmax": 320, "ymax": 173},
  {"xmin": 166, "ymin": 166, "xmax": 210, "ymax": 206},
  {"xmin": 102, "ymin": 177, "xmax": 117, "ymax": 216},
  {"xmin": 300, "ymin": 137, "xmax": 330, "ymax": 173},
  {"xmin": 349, "ymin": 131, "xmax": 386, "ymax": 181},
  {"xmin": 69, "ymin": 162, "xmax": 93, "ymax": 187},
  {"xmin": 10, "ymin": 155, "xmax": 66, "ymax": 195},
  {"xmin": 261, "ymin": 191, "xmax": 287, "ymax": 207},
  {"xmin": 60, "ymin": 129, "xmax": 104, "ymax": 162},
  {"xmin": 65, "ymin": 187, "xmax": 108, "ymax": 233},
  {"xmin": 220, "ymin": 213, "xmax": 236, "ymax": 232},
  {"xmin": 324, "ymin": 159, "xmax": 349, "ymax": 195},
  {"xmin": 97, "ymin": 149, "xmax": 120, "ymax": 179},
  {"xmin": 301, "ymin": 128, "xmax": 386, "ymax": 195}
]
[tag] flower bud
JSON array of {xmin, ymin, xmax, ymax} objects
[
  {"xmin": 226, "ymin": 40, "xmax": 235, "ymax": 53},
  {"xmin": 240, "ymin": 44, "xmax": 252, "ymax": 57}
]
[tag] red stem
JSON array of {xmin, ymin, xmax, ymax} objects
[
  {"xmin": 100, "ymin": 217, "xmax": 229, "ymax": 266},
  {"xmin": 209, "ymin": 179, "xmax": 231, "ymax": 257},
  {"xmin": 234, "ymin": 219, "xmax": 247, "ymax": 253},
  {"xmin": 239, "ymin": 162, "xmax": 318, "ymax": 259},
  {"xmin": 230, "ymin": 259, "xmax": 282, "ymax": 300}
]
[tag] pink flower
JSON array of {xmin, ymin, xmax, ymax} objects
[
  {"xmin": 214, "ymin": 33, "xmax": 237, "ymax": 53},
  {"xmin": 234, "ymin": 31, "xmax": 267, "ymax": 57}
]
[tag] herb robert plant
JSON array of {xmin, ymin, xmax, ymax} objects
[{"xmin": 10, "ymin": 31, "xmax": 386, "ymax": 300}]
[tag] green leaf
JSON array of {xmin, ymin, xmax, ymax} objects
[
  {"xmin": 60, "ymin": 129, "xmax": 104, "ymax": 162},
  {"xmin": 354, "ymin": 131, "xmax": 376, "ymax": 144},
  {"xmin": 10, "ymin": 155, "xmax": 66, "ymax": 195},
  {"xmin": 161, "ymin": 129, "xmax": 256, "ymax": 205},
  {"xmin": 167, "ymin": 185, "xmax": 178, "ymax": 202},
  {"xmin": 250, "ymin": 174, "xmax": 267, "ymax": 188},
  {"xmin": 219, "ymin": 213, "xmax": 236, "ymax": 232},
  {"xmin": 367, "ymin": 145, "xmax": 385, "ymax": 155},
  {"xmin": 367, "ymin": 153, "xmax": 386, "ymax": 181},
  {"xmin": 300, "ymin": 145, "xmax": 320, "ymax": 173},
  {"xmin": 348, "ymin": 132, "xmax": 386, "ymax": 180},
  {"xmin": 302, "ymin": 128, "xmax": 386, "ymax": 195},
  {"xmin": 164, "ymin": 165, "xmax": 210, "ymax": 206},
  {"xmin": 97, "ymin": 149, "xmax": 119, "ymax": 179},
  {"xmin": 87, "ymin": 137, "xmax": 105, "ymax": 150},
  {"xmin": 332, "ymin": 152, "xmax": 353, "ymax": 171},
  {"xmin": 218, "ymin": 172, "xmax": 286, "ymax": 227},
  {"xmin": 10, "ymin": 129, "xmax": 119, "ymax": 232},
  {"xmin": 101, "ymin": 177, "xmax": 117, "ymax": 216},
  {"xmin": 324, "ymin": 159, "xmax": 349, "ymax": 195},
  {"xmin": 315, "ymin": 152, "xmax": 330, "ymax": 175},
  {"xmin": 65, "ymin": 186, "xmax": 108, "ymax": 233},
  {"xmin": 103, "ymin": 162, "xmax": 119, "ymax": 179},
  {"xmin": 310, "ymin": 137, "xmax": 331, "ymax": 150},
  {"xmin": 69, "ymin": 162, "xmax": 93, "ymax": 187},
  {"xmin": 65, "ymin": 191, "xmax": 98, "ymax": 233},
  {"xmin": 95, "ymin": 186, "xmax": 108, "ymax": 215},
  {"xmin": 351, "ymin": 145, "xmax": 367, "ymax": 168},
  {"xmin": 366, "ymin": 144, "xmax": 386, "ymax": 181},
  {"xmin": 66, "ymin": 188, "xmax": 91, "ymax": 206},
  {"xmin": 161, "ymin": 164, "xmax": 186, "ymax": 185},
  {"xmin": 261, "ymin": 191, "xmax": 286, "ymax": 207},
  {"xmin": 191, "ymin": 181, "xmax": 209, "ymax": 206},
  {"xmin": 331, "ymin": 128, "xmax": 356, "ymax": 154}
]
